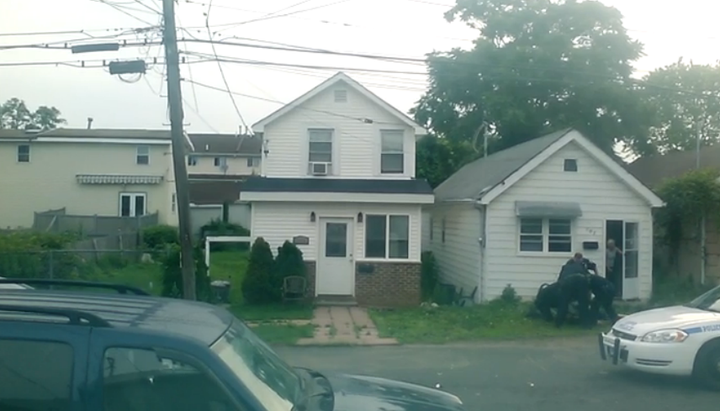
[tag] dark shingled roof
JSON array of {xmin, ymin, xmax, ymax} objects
[
  {"xmin": 188, "ymin": 134, "xmax": 262, "ymax": 155},
  {"xmin": 189, "ymin": 181, "xmax": 243, "ymax": 205},
  {"xmin": 0, "ymin": 128, "xmax": 172, "ymax": 140},
  {"xmin": 625, "ymin": 145, "xmax": 720, "ymax": 188},
  {"xmin": 434, "ymin": 129, "xmax": 572, "ymax": 201},
  {"xmin": 242, "ymin": 177, "xmax": 433, "ymax": 194}
]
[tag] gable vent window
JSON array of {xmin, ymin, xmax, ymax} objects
[
  {"xmin": 563, "ymin": 159, "xmax": 578, "ymax": 172},
  {"xmin": 334, "ymin": 89, "xmax": 347, "ymax": 103}
]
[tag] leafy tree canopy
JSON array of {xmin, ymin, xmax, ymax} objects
[
  {"xmin": 639, "ymin": 60, "xmax": 720, "ymax": 156},
  {"xmin": 0, "ymin": 98, "xmax": 66, "ymax": 130},
  {"xmin": 413, "ymin": 0, "xmax": 651, "ymax": 154}
]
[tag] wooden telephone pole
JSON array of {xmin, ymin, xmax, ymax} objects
[{"xmin": 161, "ymin": 0, "xmax": 196, "ymax": 300}]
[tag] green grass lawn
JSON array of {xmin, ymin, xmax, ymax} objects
[
  {"xmin": 369, "ymin": 300, "xmax": 605, "ymax": 344},
  {"xmin": 251, "ymin": 323, "xmax": 315, "ymax": 345},
  {"xmin": 229, "ymin": 304, "xmax": 314, "ymax": 322}
]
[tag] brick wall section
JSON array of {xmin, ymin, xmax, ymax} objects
[
  {"xmin": 354, "ymin": 262, "xmax": 421, "ymax": 307},
  {"xmin": 304, "ymin": 261, "xmax": 317, "ymax": 298}
]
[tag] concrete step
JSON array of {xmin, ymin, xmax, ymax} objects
[{"xmin": 314, "ymin": 295, "xmax": 358, "ymax": 307}]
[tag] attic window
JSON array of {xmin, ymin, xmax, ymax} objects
[
  {"xmin": 334, "ymin": 89, "xmax": 347, "ymax": 103},
  {"xmin": 563, "ymin": 159, "xmax": 578, "ymax": 172}
]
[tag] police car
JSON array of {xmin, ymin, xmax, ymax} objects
[{"xmin": 599, "ymin": 284, "xmax": 720, "ymax": 389}]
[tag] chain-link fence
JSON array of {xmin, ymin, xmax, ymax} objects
[{"xmin": 0, "ymin": 249, "xmax": 167, "ymax": 294}]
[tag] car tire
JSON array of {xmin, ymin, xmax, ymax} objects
[{"xmin": 692, "ymin": 340, "xmax": 720, "ymax": 390}]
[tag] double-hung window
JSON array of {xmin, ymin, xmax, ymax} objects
[
  {"xmin": 380, "ymin": 130, "xmax": 404, "ymax": 174},
  {"xmin": 519, "ymin": 218, "xmax": 572, "ymax": 253},
  {"xmin": 365, "ymin": 215, "xmax": 410, "ymax": 259},
  {"xmin": 17, "ymin": 144, "xmax": 30, "ymax": 162},
  {"xmin": 136, "ymin": 145, "xmax": 149, "ymax": 165},
  {"xmin": 308, "ymin": 129, "xmax": 333, "ymax": 163}
]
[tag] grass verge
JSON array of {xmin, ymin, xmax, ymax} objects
[
  {"xmin": 369, "ymin": 300, "xmax": 604, "ymax": 344},
  {"xmin": 229, "ymin": 304, "xmax": 314, "ymax": 322},
  {"xmin": 251, "ymin": 324, "xmax": 315, "ymax": 345}
]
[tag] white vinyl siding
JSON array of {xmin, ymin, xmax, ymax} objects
[
  {"xmin": 251, "ymin": 202, "xmax": 422, "ymax": 262},
  {"xmin": 380, "ymin": 130, "xmax": 404, "ymax": 174},
  {"xmin": 483, "ymin": 141, "xmax": 653, "ymax": 300},
  {"xmin": 260, "ymin": 84, "xmax": 416, "ymax": 178}
]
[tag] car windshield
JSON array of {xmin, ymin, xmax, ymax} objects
[
  {"xmin": 210, "ymin": 319, "xmax": 302, "ymax": 411},
  {"xmin": 685, "ymin": 285, "xmax": 720, "ymax": 312}
]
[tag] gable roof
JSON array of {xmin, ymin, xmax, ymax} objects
[
  {"xmin": 252, "ymin": 72, "xmax": 427, "ymax": 135},
  {"xmin": 625, "ymin": 145, "xmax": 720, "ymax": 188},
  {"xmin": 435, "ymin": 129, "xmax": 664, "ymax": 208},
  {"xmin": 434, "ymin": 129, "xmax": 571, "ymax": 202},
  {"xmin": 0, "ymin": 128, "xmax": 194, "ymax": 149},
  {"xmin": 187, "ymin": 133, "xmax": 262, "ymax": 156}
]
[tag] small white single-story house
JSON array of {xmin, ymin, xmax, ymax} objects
[
  {"xmin": 423, "ymin": 128, "xmax": 665, "ymax": 303},
  {"xmin": 241, "ymin": 72, "xmax": 434, "ymax": 307}
]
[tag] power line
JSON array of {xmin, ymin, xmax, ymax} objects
[
  {"xmin": 213, "ymin": 0, "xmax": 354, "ymax": 32},
  {"xmin": 89, "ymin": 0, "xmax": 159, "ymax": 25},
  {"xmin": 203, "ymin": 0, "xmax": 250, "ymax": 132}
]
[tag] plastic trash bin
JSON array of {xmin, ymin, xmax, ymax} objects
[{"xmin": 210, "ymin": 280, "xmax": 231, "ymax": 304}]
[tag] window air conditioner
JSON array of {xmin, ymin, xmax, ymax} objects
[{"xmin": 310, "ymin": 162, "xmax": 330, "ymax": 176}]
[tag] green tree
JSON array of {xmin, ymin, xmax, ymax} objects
[
  {"xmin": 416, "ymin": 135, "xmax": 478, "ymax": 188},
  {"xmin": 241, "ymin": 237, "xmax": 278, "ymax": 305},
  {"xmin": 413, "ymin": 0, "xmax": 651, "ymax": 154},
  {"xmin": 638, "ymin": 60, "xmax": 720, "ymax": 156},
  {"xmin": 0, "ymin": 98, "xmax": 66, "ymax": 130}
]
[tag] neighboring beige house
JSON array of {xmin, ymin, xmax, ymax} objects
[
  {"xmin": 424, "ymin": 129, "xmax": 664, "ymax": 302},
  {"xmin": 186, "ymin": 133, "xmax": 262, "ymax": 179},
  {"xmin": 240, "ymin": 72, "xmax": 434, "ymax": 307},
  {"xmin": 0, "ymin": 128, "xmax": 191, "ymax": 229}
]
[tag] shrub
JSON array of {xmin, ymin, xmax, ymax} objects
[
  {"xmin": 142, "ymin": 225, "xmax": 179, "ymax": 250},
  {"xmin": 498, "ymin": 284, "xmax": 520, "ymax": 305},
  {"xmin": 200, "ymin": 219, "xmax": 251, "ymax": 252},
  {"xmin": 160, "ymin": 244, "xmax": 212, "ymax": 302},
  {"xmin": 0, "ymin": 231, "xmax": 84, "ymax": 279},
  {"xmin": 241, "ymin": 237, "xmax": 277, "ymax": 305},
  {"xmin": 274, "ymin": 241, "xmax": 306, "ymax": 279},
  {"xmin": 420, "ymin": 251, "xmax": 439, "ymax": 301}
]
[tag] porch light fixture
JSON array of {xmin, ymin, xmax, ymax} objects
[
  {"xmin": 310, "ymin": 212, "xmax": 316, "ymax": 222},
  {"xmin": 357, "ymin": 212, "xmax": 363, "ymax": 223}
]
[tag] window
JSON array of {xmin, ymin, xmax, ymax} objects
[
  {"xmin": 380, "ymin": 130, "xmax": 404, "ymax": 174},
  {"xmin": 136, "ymin": 145, "xmax": 149, "ymax": 165},
  {"xmin": 214, "ymin": 157, "xmax": 227, "ymax": 167},
  {"xmin": 187, "ymin": 155, "xmax": 197, "ymax": 166},
  {"xmin": 334, "ymin": 89, "xmax": 347, "ymax": 102},
  {"xmin": 17, "ymin": 144, "xmax": 30, "ymax": 162},
  {"xmin": 246, "ymin": 157, "xmax": 259, "ymax": 167},
  {"xmin": 519, "ymin": 218, "xmax": 572, "ymax": 253},
  {"xmin": 325, "ymin": 222, "xmax": 348, "ymax": 257},
  {"xmin": 119, "ymin": 193, "xmax": 146, "ymax": 217},
  {"xmin": 308, "ymin": 129, "xmax": 333, "ymax": 163},
  {"xmin": 0, "ymin": 339, "xmax": 74, "ymax": 411},
  {"xmin": 102, "ymin": 347, "xmax": 238, "ymax": 411},
  {"xmin": 563, "ymin": 158, "xmax": 578, "ymax": 172},
  {"xmin": 171, "ymin": 193, "xmax": 176, "ymax": 213},
  {"xmin": 441, "ymin": 217, "xmax": 446, "ymax": 243},
  {"xmin": 365, "ymin": 215, "xmax": 409, "ymax": 259}
]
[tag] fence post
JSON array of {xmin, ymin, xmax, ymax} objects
[{"xmin": 48, "ymin": 250, "xmax": 54, "ymax": 280}]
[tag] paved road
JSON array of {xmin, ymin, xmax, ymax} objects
[{"xmin": 275, "ymin": 336, "xmax": 717, "ymax": 411}]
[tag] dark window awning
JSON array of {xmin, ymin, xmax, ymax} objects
[{"xmin": 515, "ymin": 201, "xmax": 582, "ymax": 218}]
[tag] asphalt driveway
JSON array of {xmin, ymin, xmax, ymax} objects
[{"xmin": 275, "ymin": 336, "xmax": 717, "ymax": 411}]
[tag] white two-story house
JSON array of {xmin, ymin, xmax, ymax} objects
[{"xmin": 240, "ymin": 72, "xmax": 434, "ymax": 307}]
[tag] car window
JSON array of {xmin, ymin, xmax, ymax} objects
[
  {"xmin": 0, "ymin": 339, "xmax": 74, "ymax": 411},
  {"xmin": 687, "ymin": 285, "xmax": 720, "ymax": 312},
  {"xmin": 102, "ymin": 347, "xmax": 240, "ymax": 411}
]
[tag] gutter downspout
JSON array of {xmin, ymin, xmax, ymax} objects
[{"xmin": 474, "ymin": 201, "xmax": 487, "ymax": 303}]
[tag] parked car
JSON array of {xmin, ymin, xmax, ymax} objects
[
  {"xmin": 0, "ymin": 278, "xmax": 465, "ymax": 411},
  {"xmin": 598, "ymin": 284, "xmax": 720, "ymax": 389},
  {"xmin": 0, "ymin": 276, "xmax": 32, "ymax": 289}
]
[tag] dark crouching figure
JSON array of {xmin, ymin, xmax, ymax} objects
[
  {"xmin": 555, "ymin": 273, "xmax": 593, "ymax": 329},
  {"xmin": 589, "ymin": 274, "xmax": 619, "ymax": 323},
  {"xmin": 558, "ymin": 252, "xmax": 597, "ymax": 281},
  {"xmin": 533, "ymin": 282, "xmax": 560, "ymax": 322}
]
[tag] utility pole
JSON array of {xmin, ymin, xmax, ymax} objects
[{"xmin": 162, "ymin": 0, "xmax": 196, "ymax": 300}]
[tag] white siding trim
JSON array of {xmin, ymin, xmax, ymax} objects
[
  {"xmin": 241, "ymin": 191, "xmax": 434, "ymax": 204},
  {"xmin": 479, "ymin": 130, "xmax": 665, "ymax": 207}
]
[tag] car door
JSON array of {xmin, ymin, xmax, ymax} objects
[
  {"xmin": 0, "ymin": 321, "xmax": 91, "ymax": 411},
  {"xmin": 84, "ymin": 327, "xmax": 257, "ymax": 411}
]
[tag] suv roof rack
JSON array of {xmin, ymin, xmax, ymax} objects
[
  {"xmin": 0, "ymin": 304, "xmax": 112, "ymax": 327},
  {"xmin": 0, "ymin": 279, "xmax": 150, "ymax": 296}
]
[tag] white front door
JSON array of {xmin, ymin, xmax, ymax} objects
[
  {"xmin": 317, "ymin": 218, "xmax": 354, "ymax": 296},
  {"xmin": 623, "ymin": 222, "xmax": 640, "ymax": 300}
]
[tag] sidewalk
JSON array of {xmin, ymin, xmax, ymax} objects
[{"xmin": 297, "ymin": 306, "xmax": 398, "ymax": 346}]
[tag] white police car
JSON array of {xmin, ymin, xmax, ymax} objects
[{"xmin": 599, "ymin": 284, "xmax": 720, "ymax": 388}]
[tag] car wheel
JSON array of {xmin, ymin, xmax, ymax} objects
[{"xmin": 693, "ymin": 340, "xmax": 720, "ymax": 390}]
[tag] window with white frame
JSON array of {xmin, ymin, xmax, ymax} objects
[
  {"xmin": 308, "ymin": 129, "xmax": 333, "ymax": 172},
  {"xmin": 519, "ymin": 218, "xmax": 572, "ymax": 253},
  {"xmin": 136, "ymin": 145, "xmax": 149, "ymax": 165},
  {"xmin": 214, "ymin": 157, "xmax": 227, "ymax": 167},
  {"xmin": 380, "ymin": 130, "xmax": 404, "ymax": 174},
  {"xmin": 119, "ymin": 193, "xmax": 146, "ymax": 217},
  {"xmin": 17, "ymin": 144, "xmax": 30, "ymax": 162},
  {"xmin": 246, "ymin": 157, "xmax": 259, "ymax": 167},
  {"xmin": 187, "ymin": 156, "xmax": 198, "ymax": 166},
  {"xmin": 365, "ymin": 215, "xmax": 410, "ymax": 259}
]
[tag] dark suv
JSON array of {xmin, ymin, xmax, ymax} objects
[{"xmin": 0, "ymin": 279, "xmax": 464, "ymax": 411}]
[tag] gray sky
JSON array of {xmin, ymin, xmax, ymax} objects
[{"xmin": 1, "ymin": 0, "xmax": 718, "ymax": 133}]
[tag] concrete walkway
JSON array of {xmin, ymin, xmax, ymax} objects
[{"xmin": 297, "ymin": 306, "xmax": 398, "ymax": 346}]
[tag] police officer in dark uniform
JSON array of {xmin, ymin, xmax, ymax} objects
[
  {"xmin": 554, "ymin": 253, "xmax": 598, "ymax": 328},
  {"xmin": 558, "ymin": 252, "xmax": 598, "ymax": 281},
  {"xmin": 589, "ymin": 274, "xmax": 619, "ymax": 324}
]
